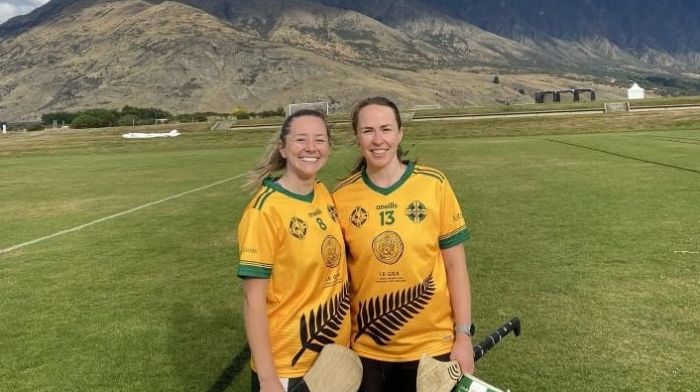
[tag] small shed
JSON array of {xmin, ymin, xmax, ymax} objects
[{"xmin": 627, "ymin": 82, "xmax": 645, "ymax": 100}]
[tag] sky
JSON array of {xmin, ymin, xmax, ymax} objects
[{"xmin": 0, "ymin": 0, "xmax": 49, "ymax": 24}]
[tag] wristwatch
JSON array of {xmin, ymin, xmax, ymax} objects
[{"xmin": 454, "ymin": 323, "xmax": 475, "ymax": 337}]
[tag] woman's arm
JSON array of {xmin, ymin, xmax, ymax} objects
[
  {"xmin": 442, "ymin": 244, "xmax": 475, "ymax": 374},
  {"xmin": 243, "ymin": 278, "xmax": 285, "ymax": 392}
]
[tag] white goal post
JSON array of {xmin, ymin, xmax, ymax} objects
[
  {"xmin": 287, "ymin": 102, "xmax": 329, "ymax": 116},
  {"xmin": 411, "ymin": 104, "xmax": 441, "ymax": 111},
  {"xmin": 604, "ymin": 102, "xmax": 630, "ymax": 113},
  {"xmin": 400, "ymin": 111, "xmax": 415, "ymax": 122}
]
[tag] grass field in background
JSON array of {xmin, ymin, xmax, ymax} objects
[
  {"xmin": 1, "ymin": 111, "xmax": 699, "ymax": 391},
  {"xmin": 147, "ymin": 95, "xmax": 700, "ymax": 127}
]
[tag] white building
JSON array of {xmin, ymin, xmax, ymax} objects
[{"xmin": 627, "ymin": 82, "xmax": 645, "ymax": 100}]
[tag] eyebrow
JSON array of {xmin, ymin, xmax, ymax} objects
[
  {"xmin": 292, "ymin": 131, "xmax": 327, "ymax": 136},
  {"xmin": 362, "ymin": 124, "xmax": 394, "ymax": 129}
]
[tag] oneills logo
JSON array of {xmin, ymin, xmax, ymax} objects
[
  {"xmin": 372, "ymin": 231, "xmax": 404, "ymax": 264},
  {"xmin": 289, "ymin": 217, "xmax": 308, "ymax": 239}
]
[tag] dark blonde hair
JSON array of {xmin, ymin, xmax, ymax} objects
[
  {"xmin": 243, "ymin": 109, "xmax": 331, "ymax": 190},
  {"xmin": 349, "ymin": 96, "xmax": 406, "ymax": 174}
]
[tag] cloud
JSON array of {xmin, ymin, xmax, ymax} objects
[{"xmin": 0, "ymin": 0, "xmax": 49, "ymax": 24}]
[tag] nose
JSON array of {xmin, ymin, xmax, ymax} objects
[
  {"xmin": 304, "ymin": 138, "xmax": 317, "ymax": 152},
  {"xmin": 371, "ymin": 130, "xmax": 383, "ymax": 145}
]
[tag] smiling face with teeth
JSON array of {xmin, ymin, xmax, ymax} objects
[
  {"xmin": 355, "ymin": 103, "xmax": 404, "ymax": 173},
  {"xmin": 278, "ymin": 114, "xmax": 331, "ymax": 184}
]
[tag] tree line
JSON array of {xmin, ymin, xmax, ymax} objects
[{"xmin": 41, "ymin": 105, "xmax": 285, "ymax": 129}]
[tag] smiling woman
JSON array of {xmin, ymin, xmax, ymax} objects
[
  {"xmin": 235, "ymin": 109, "xmax": 353, "ymax": 392},
  {"xmin": 333, "ymin": 96, "xmax": 475, "ymax": 392}
]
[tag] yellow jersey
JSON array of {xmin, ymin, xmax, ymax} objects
[
  {"xmin": 333, "ymin": 162, "xmax": 469, "ymax": 361},
  {"xmin": 237, "ymin": 178, "xmax": 352, "ymax": 377}
]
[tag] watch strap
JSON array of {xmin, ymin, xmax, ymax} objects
[{"xmin": 455, "ymin": 323, "xmax": 475, "ymax": 337}]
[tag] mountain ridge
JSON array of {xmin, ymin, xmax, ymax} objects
[{"xmin": 2, "ymin": 0, "xmax": 700, "ymax": 120}]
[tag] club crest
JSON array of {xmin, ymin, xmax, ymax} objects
[
  {"xmin": 327, "ymin": 205, "xmax": 339, "ymax": 222},
  {"xmin": 321, "ymin": 235, "xmax": 342, "ymax": 268},
  {"xmin": 405, "ymin": 200, "xmax": 427, "ymax": 223},
  {"xmin": 289, "ymin": 217, "xmax": 308, "ymax": 239},
  {"xmin": 350, "ymin": 206, "xmax": 368, "ymax": 228},
  {"xmin": 372, "ymin": 231, "xmax": 404, "ymax": 265}
]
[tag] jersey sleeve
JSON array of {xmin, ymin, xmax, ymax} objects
[
  {"xmin": 236, "ymin": 206, "xmax": 277, "ymax": 279},
  {"xmin": 438, "ymin": 179, "xmax": 470, "ymax": 249}
]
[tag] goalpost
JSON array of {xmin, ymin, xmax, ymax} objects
[
  {"xmin": 604, "ymin": 101, "xmax": 631, "ymax": 113},
  {"xmin": 286, "ymin": 101, "xmax": 329, "ymax": 116},
  {"xmin": 411, "ymin": 104, "xmax": 441, "ymax": 111}
]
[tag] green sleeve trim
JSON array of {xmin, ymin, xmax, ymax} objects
[
  {"xmin": 254, "ymin": 187, "xmax": 275, "ymax": 210},
  {"xmin": 439, "ymin": 227, "xmax": 470, "ymax": 249},
  {"xmin": 237, "ymin": 264, "xmax": 272, "ymax": 279}
]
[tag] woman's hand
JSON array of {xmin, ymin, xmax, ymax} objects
[
  {"xmin": 259, "ymin": 376, "xmax": 286, "ymax": 392},
  {"xmin": 451, "ymin": 334, "xmax": 475, "ymax": 375}
]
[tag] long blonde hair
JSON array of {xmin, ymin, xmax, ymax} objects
[{"xmin": 243, "ymin": 109, "xmax": 332, "ymax": 191}]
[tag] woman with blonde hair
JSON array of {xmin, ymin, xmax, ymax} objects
[{"xmin": 237, "ymin": 109, "xmax": 351, "ymax": 391}]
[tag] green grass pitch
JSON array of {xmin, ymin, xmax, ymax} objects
[{"xmin": 1, "ymin": 112, "xmax": 699, "ymax": 391}]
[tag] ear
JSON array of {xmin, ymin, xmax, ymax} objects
[
  {"xmin": 398, "ymin": 127, "xmax": 404, "ymax": 143},
  {"xmin": 278, "ymin": 140, "xmax": 286, "ymax": 159}
]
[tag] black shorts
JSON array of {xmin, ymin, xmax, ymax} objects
[
  {"xmin": 250, "ymin": 370, "xmax": 305, "ymax": 392},
  {"xmin": 358, "ymin": 353, "xmax": 451, "ymax": 392}
]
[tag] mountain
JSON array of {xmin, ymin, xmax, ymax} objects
[
  {"xmin": 1, "ymin": 0, "xmax": 700, "ymax": 121},
  {"xmin": 429, "ymin": 1, "xmax": 700, "ymax": 53},
  {"xmin": 426, "ymin": 1, "xmax": 700, "ymax": 70}
]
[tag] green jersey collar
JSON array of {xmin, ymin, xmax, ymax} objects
[
  {"xmin": 362, "ymin": 161, "xmax": 415, "ymax": 195},
  {"xmin": 263, "ymin": 177, "xmax": 315, "ymax": 203}
]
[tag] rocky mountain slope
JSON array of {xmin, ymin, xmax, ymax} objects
[{"xmin": 2, "ymin": 0, "xmax": 699, "ymax": 120}]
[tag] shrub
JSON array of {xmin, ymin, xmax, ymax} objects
[
  {"xmin": 256, "ymin": 107, "xmax": 285, "ymax": 118},
  {"xmin": 71, "ymin": 114, "xmax": 102, "ymax": 129},
  {"xmin": 26, "ymin": 123, "xmax": 45, "ymax": 132},
  {"xmin": 41, "ymin": 111, "xmax": 77, "ymax": 126},
  {"xmin": 231, "ymin": 106, "xmax": 250, "ymax": 119},
  {"xmin": 121, "ymin": 105, "xmax": 172, "ymax": 120},
  {"xmin": 174, "ymin": 113, "xmax": 208, "ymax": 123},
  {"xmin": 118, "ymin": 114, "xmax": 139, "ymax": 126},
  {"xmin": 80, "ymin": 109, "xmax": 119, "ymax": 127}
]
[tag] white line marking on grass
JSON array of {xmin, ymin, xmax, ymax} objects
[
  {"xmin": 674, "ymin": 250, "xmax": 699, "ymax": 254},
  {"xmin": 0, "ymin": 173, "xmax": 246, "ymax": 255}
]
